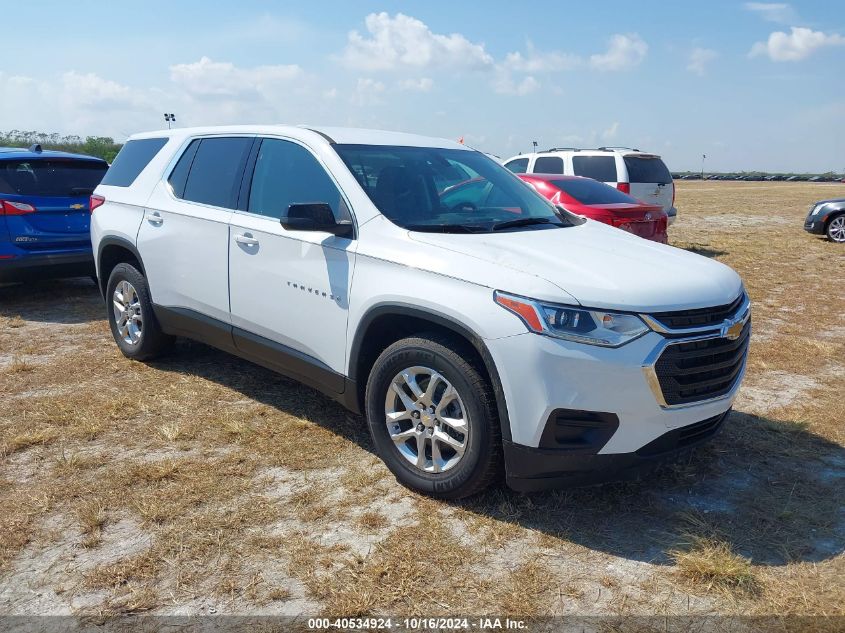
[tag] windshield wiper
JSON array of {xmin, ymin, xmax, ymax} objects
[
  {"xmin": 492, "ymin": 217, "xmax": 561, "ymax": 231},
  {"xmin": 405, "ymin": 223, "xmax": 486, "ymax": 233}
]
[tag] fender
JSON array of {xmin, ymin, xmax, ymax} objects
[
  {"xmin": 349, "ymin": 302, "xmax": 513, "ymax": 442},
  {"xmin": 96, "ymin": 236, "xmax": 146, "ymax": 298}
]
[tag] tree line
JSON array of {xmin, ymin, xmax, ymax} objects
[{"xmin": 0, "ymin": 130, "xmax": 122, "ymax": 163}]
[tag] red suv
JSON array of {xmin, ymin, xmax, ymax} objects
[{"xmin": 519, "ymin": 174, "xmax": 668, "ymax": 243}]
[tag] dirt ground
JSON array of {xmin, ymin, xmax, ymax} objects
[{"xmin": 0, "ymin": 181, "xmax": 843, "ymax": 626}]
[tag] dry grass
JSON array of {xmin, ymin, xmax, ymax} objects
[
  {"xmin": 2, "ymin": 428, "xmax": 59, "ymax": 456},
  {"xmin": 671, "ymin": 538, "xmax": 759, "ymax": 595},
  {"xmin": 3, "ymin": 316, "xmax": 25, "ymax": 329},
  {"xmin": 0, "ymin": 183, "xmax": 843, "ymax": 618},
  {"xmin": 6, "ymin": 356, "xmax": 35, "ymax": 374},
  {"xmin": 76, "ymin": 498, "xmax": 107, "ymax": 548}
]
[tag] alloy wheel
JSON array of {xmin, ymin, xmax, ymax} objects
[
  {"xmin": 384, "ymin": 366, "xmax": 469, "ymax": 473},
  {"xmin": 112, "ymin": 280, "xmax": 143, "ymax": 345},
  {"xmin": 828, "ymin": 216, "xmax": 845, "ymax": 243}
]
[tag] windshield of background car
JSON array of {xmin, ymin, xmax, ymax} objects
[
  {"xmin": 334, "ymin": 144, "xmax": 568, "ymax": 233},
  {"xmin": 551, "ymin": 178, "xmax": 640, "ymax": 205}
]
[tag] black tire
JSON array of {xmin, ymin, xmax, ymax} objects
[
  {"xmin": 105, "ymin": 263, "xmax": 172, "ymax": 360},
  {"xmin": 365, "ymin": 333, "xmax": 501, "ymax": 499}
]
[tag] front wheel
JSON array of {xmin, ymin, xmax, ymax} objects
[
  {"xmin": 106, "ymin": 263, "xmax": 172, "ymax": 360},
  {"xmin": 826, "ymin": 214, "xmax": 845, "ymax": 243},
  {"xmin": 365, "ymin": 334, "xmax": 501, "ymax": 499}
]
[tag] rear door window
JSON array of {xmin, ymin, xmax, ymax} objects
[
  {"xmin": 0, "ymin": 159, "xmax": 108, "ymax": 196},
  {"xmin": 532, "ymin": 156, "xmax": 564, "ymax": 174},
  {"xmin": 504, "ymin": 158, "xmax": 529, "ymax": 174},
  {"xmin": 181, "ymin": 137, "xmax": 253, "ymax": 209},
  {"xmin": 623, "ymin": 156, "xmax": 672, "ymax": 184},
  {"xmin": 101, "ymin": 138, "xmax": 167, "ymax": 187},
  {"xmin": 572, "ymin": 156, "xmax": 618, "ymax": 182}
]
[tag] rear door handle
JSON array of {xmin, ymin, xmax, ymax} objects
[
  {"xmin": 235, "ymin": 233, "xmax": 259, "ymax": 246},
  {"xmin": 148, "ymin": 211, "xmax": 163, "ymax": 225}
]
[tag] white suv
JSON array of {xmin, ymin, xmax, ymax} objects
[
  {"xmin": 91, "ymin": 126, "xmax": 748, "ymax": 498},
  {"xmin": 503, "ymin": 147, "xmax": 678, "ymax": 224}
]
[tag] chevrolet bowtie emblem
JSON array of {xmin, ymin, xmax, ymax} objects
[
  {"xmin": 722, "ymin": 319, "xmax": 744, "ymax": 341},
  {"xmin": 70, "ymin": 203, "xmax": 84, "ymax": 210}
]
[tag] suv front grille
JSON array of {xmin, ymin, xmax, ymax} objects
[
  {"xmin": 654, "ymin": 322, "xmax": 750, "ymax": 405},
  {"xmin": 650, "ymin": 293, "xmax": 745, "ymax": 330}
]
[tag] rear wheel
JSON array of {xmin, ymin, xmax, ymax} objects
[
  {"xmin": 106, "ymin": 263, "xmax": 172, "ymax": 360},
  {"xmin": 826, "ymin": 214, "xmax": 845, "ymax": 243},
  {"xmin": 365, "ymin": 334, "xmax": 501, "ymax": 499}
]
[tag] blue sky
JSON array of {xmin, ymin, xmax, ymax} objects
[{"xmin": 1, "ymin": 1, "xmax": 843, "ymax": 171}]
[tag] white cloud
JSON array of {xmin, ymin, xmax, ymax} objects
[
  {"xmin": 492, "ymin": 73, "xmax": 539, "ymax": 96},
  {"xmin": 601, "ymin": 122, "xmax": 620, "ymax": 141},
  {"xmin": 687, "ymin": 47, "xmax": 718, "ymax": 75},
  {"xmin": 169, "ymin": 56, "xmax": 302, "ymax": 98},
  {"xmin": 743, "ymin": 2, "xmax": 797, "ymax": 24},
  {"xmin": 397, "ymin": 77, "xmax": 434, "ymax": 92},
  {"xmin": 589, "ymin": 34, "xmax": 648, "ymax": 71},
  {"xmin": 341, "ymin": 12, "xmax": 493, "ymax": 71},
  {"xmin": 351, "ymin": 78, "xmax": 386, "ymax": 106},
  {"xmin": 60, "ymin": 72, "xmax": 147, "ymax": 110},
  {"xmin": 0, "ymin": 71, "xmax": 154, "ymax": 138},
  {"xmin": 502, "ymin": 42, "xmax": 581, "ymax": 73},
  {"xmin": 750, "ymin": 27, "xmax": 845, "ymax": 61}
]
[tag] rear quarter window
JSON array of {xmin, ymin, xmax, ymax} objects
[
  {"xmin": 572, "ymin": 156, "xmax": 618, "ymax": 182},
  {"xmin": 101, "ymin": 138, "xmax": 168, "ymax": 187},
  {"xmin": 624, "ymin": 156, "xmax": 672, "ymax": 184},
  {"xmin": 532, "ymin": 156, "xmax": 564, "ymax": 174},
  {"xmin": 504, "ymin": 158, "xmax": 529, "ymax": 174}
]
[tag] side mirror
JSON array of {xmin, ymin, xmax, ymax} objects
[{"xmin": 281, "ymin": 203, "xmax": 353, "ymax": 238}]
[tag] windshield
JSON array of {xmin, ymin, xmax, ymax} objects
[
  {"xmin": 552, "ymin": 178, "xmax": 639, "ymax": 205},
  {"xmin": 0, "ymin": 159, "xmax": 108, "ymax": 196},
  {"xmin": 334, "ymin": 144, "xmax": 569, "ymax": 233}
]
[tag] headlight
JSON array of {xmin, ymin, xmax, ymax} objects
[
  {"xmin": 810, "ymin": 204, "xmax": 824, "ymax": 216},
  {"xmin": 494, "ymin": 291, "xmax": 650, "ymax": 347}
]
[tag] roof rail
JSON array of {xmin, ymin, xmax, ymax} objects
[
  {"xmin": 596, "ymin": 146, "xmax": 640, "ymax": 152},
  {"xmin": 540, "ymin": 147, "xmax": 581, "ymax": 153}
]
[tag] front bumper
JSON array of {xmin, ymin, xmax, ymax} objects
[
  {"xmin": 487, "ymin": 312, "xmax": 747, "ymax": 491},
  {"xmin": 504, "ymin": 410, "xmax": 728, "ymax": 491},
  {"xmin": 0, "ymin": 250, "xmax": 94, "ymax": 282},
  {"xmin": 803, "ymin": 216, "xmax": 826, "ymax": 235}
]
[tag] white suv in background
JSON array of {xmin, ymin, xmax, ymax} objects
[
  {"xmin": 504, "ymin": 147, "xmax": 678, "ymax": 225},
  {"xmin": 91, "ymin": 126, "xmax": 748, "ymax": 499}
]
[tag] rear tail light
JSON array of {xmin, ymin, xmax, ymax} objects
[
  {"xmin": 1, "ymin": 200, "xmax": 36, "ymax": 215},
  {"xmin": 616, "ymin": 183, "xmax": 630, "ymax": 194},
  {"xmin": 90, "ymin": 194, "xmax": 106, "ymax": 212}
]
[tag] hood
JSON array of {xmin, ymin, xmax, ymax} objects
[{"xmin": 409, "ymin": 220, "xmax": 743, "ymax": 312}]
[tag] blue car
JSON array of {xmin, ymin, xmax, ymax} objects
[{"xmin": 0, "ymin": 145, "xmax": 109, "ymax": 282}]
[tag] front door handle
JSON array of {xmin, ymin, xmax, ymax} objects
[
  {"xmin": 235, "ymin": 233, "xmax": 260, "ymax": 246},
  {"xmin": 148, "ymin": 211, "xmax": 163, "ymax": 225}
]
